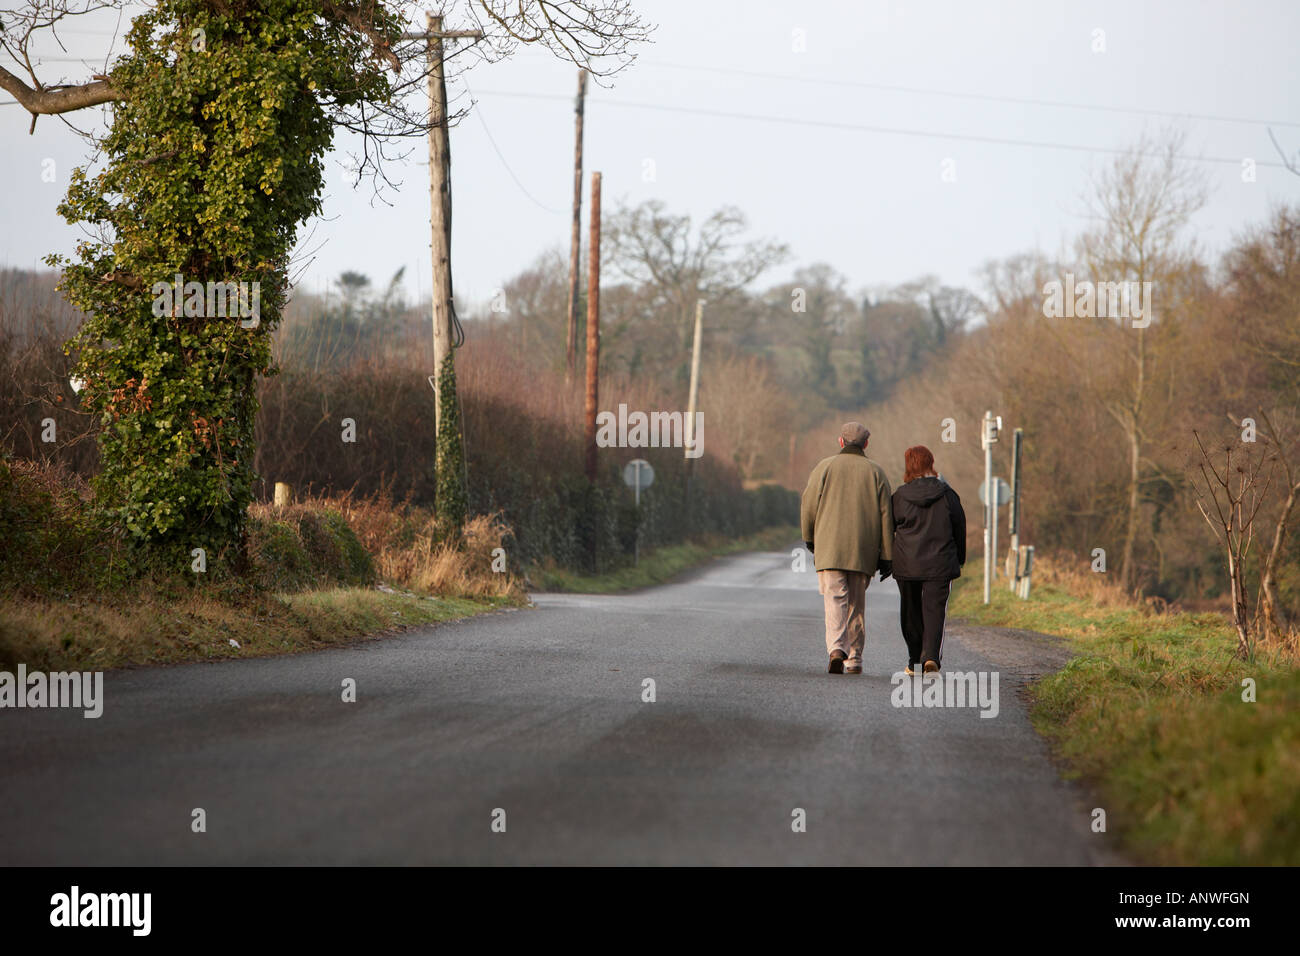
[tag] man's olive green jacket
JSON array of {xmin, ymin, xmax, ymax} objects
[{"xmin": 800, "ymin": 444, "xmax": 894, "ymax": 574}]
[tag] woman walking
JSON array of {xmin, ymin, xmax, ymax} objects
[{"xmin": 891, "ymin": 445, "xmax": 966, "ymax": 675}]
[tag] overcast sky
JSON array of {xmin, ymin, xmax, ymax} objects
[{"xmin": 4, "ymin": 0, "xmax": 1299, "ymax": 310}]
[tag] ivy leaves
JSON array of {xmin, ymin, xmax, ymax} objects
[{"xmin": 51, "ymin": 1, "xmax": 402, "ymax": 556}]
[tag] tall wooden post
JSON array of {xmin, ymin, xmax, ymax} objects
[
  {"xmin": 584, "ymin": 172, "xmax": 602, "ymax": 482},
  {"xmin": 427, "ymin": 12, "xmax": 454, "ymax": 438},
  {"xmin": 684, "ymin": 299, "xmax": 704, "ymax": 471},
  {"xmin": 565, "ymin": 70, "xmax": 587, "ymax": 384},
  {"xmin": 1007, "ymin": 427, "xmax": 1024, "ymax": 590}
]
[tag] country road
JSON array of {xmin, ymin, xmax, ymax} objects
[{"xmin": 0, "ymin": 549, "xmax": 1117, "ymax": 865}]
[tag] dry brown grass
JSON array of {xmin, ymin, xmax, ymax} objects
[
  {"xmin": 376, "ymin": 513, "xmax": 521, "ymax": 600},
  {"xmin": 249, "ymin": 494, "xmax": 525, "ymax": 601},
  {"xmin": 1029, "ymin": 551, "xmax": 1149, "ymax": 610}
]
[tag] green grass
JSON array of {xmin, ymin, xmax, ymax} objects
[
  {"xmin": 530, "ymin": 525, "xmax": 799, "ymax": 593},
  {"xmin": 951, "ymin": 575, "xmax": 1300, "ymax": 865}
]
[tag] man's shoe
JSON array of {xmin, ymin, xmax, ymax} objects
[
  {"xmin": 828, "ymin": 650, "xmax": 846, "ymax": 674},
  {"xmin": 844, "ymin": 663, "xmax": 862, "ymax": 675},
  {"xmin": 923, "ymin": 660, "xmax": 940, "ymax": 674}
]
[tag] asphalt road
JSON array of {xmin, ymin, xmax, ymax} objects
[{"xmin": 0, "ymin": 549, "xmax": 1114, "ymax": 865}]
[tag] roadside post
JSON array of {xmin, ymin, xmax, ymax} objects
[
  {"xmin": 623, "ymin": 458, "xmax": 654, "ymax": 566},
  {"xmin": 978, "ymin": 475, "xmax": 1011, "ymax": 602},
  {"xmin": 980, "ymin": 411, "xmax": 1002, "ymax": 605},
  {"xmin": 1007, "ymin": 427, "xmax": 1023, "ymax": 591}
]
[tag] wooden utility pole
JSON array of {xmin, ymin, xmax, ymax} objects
[
  {"xmin": 427, "ymin": 13, "xmax": 453, "ymax": 436},
  {"xmin": 684, "ymin": 299, "xmax": 704, "ymax": 467},
  {"xmin": 584, "ymin": 171, "xmax": 602, "ymax": 482},
  {"xmin": 565, "ymin": 70, "xmax": 587, "ymax": 384},
  {"xmin": 418, "ymin": 13, "xmax": 481, "ymax": 436}
]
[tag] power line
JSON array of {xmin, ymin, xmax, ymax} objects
[
  {"xmin": 464, "ymin": 85, "xmax": 566, "ymax": 215},
  {"xmin": 469, "ymin": 88, "xmax": 1293, "ymax": 169},
  {"xmin": 640, "ymin": 59, "xmax": 1300, "ymax": 131},
  {"xmin": 9, "ymin": 42, "xmax": 1298, "ymax": 130},
  {"xmin": 5, "ymin": 66, "xmax": 1292, "ymax": 171}
]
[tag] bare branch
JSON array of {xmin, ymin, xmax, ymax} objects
[{"xmin": 0, "ymin": 63, "xmax": 118, "ymax": 118}]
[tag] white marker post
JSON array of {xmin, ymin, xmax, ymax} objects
[
  {"xmin": 980, "ymin": 411, "xmax": 1002, "ymax": 605},
  {"xmin": 980, "ymin": 476, "xmax": 1010, "ymax": 600}
]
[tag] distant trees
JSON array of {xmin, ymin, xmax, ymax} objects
[
  {"xmin": 484, "ymin": 203, "xmax": 978, "ymax": 482},
  {"xmin": 605, "ymin": 200, "xmax": 789, "ymax": 373},
  {"xmin": 1075, "ymin": 129, "xmax": 1208, "ymax": 589},
  {"xmin": 1225, "ymin": 206, "xmax": 1300, "ymax": 641},
  {"xmin": 493, "ymin": 249, "xmax": 569, "ymax": 364},
  {"xmin": 762, "ymin": 263, "xmax": 856, "ymax": 406},
  {"xmin": 698, "ymin": 354, "xmax": 794, "ymax": 482},
  {"xmin": 281, "ymin": 269, "xmax": 409, "ymax": 371}
]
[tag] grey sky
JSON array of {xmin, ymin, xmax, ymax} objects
[{"xmin": 3, "ymin": 0, "xmax": 1299, "ymax": 311}]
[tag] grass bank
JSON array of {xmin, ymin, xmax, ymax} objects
[
  {"xmin": 529, "ymin": 525, "xmax": 799, "ymax": 593},
  {"xmin": 1, "ymin": 587, "xmax": 514, "ymax": 672},
  {"xmin": 951, "ymin": 565, "xmax": 1300, "ymax": 865},
  {"xmin": 0, "ymin": 458, "xmax": 526, "ymax": 671}
]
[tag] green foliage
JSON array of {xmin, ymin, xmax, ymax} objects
[
  {"xmin": 48, "ymin": 0, "xmax": 401, "ymax": 554},
  {"xmin": 246, "ymin": 507, "xmax": 374, "ymax": 591},
  {"xmin": 0, "ymin": 456, "xmax": 100, "ymax": 593},
  {"xmin": 435, "ymin": 353, "xmax": 468, "ymax": 532}
]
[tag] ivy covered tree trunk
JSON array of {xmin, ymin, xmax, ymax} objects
[
  {"xmin": 51, "ymin": 0, "xmax": 398, "ymax": 564},
  {"xmin": 435, "ymin": 353, "xmax": 468, "ymax": 534}
]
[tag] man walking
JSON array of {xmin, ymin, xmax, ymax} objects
[{"xmin": 800, "ymin": 422, "xmax": 894, "ymax": 674}]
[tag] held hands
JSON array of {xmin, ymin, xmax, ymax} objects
[{"xmin": 877, "ymin": 559, "xmax": 892, "ymax": 581}]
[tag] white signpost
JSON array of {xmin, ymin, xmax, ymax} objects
[
  {"xmin": 980, "ymin": 411, "xmax": 1003, "ymax": 605},
  {"xmin": 979, "ymin": 475, "xmax": 1010, "ymax": 602},
  {"xmin": 623, "ymin": 459, "xmax": 654, "ymax": 565}
]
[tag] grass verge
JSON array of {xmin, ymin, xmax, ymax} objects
[
  {"xmin": 1, "ymin": 586, "xmax": 519, "ymax": 672},
  {"xmin": 951, "ymin": 571, "xmax": 1300, "ymax": 865},
  {"xmin": 0, "ymin": 458, "xmax": 529, "ymax": 671},
  {"xmin": 529, "ymin": 525, "xmax": 799, "ymax": 593}
]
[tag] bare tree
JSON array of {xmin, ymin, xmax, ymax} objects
[
  {"xmin": 1077, "ymin": 128, "xmax": 1208, "ymax": 591},
  {"xmin": 1190, "ymin": 430, "xmax": 1275, "ymax": 660},
  {"xmin": 1225, "ymin": 206, "xmax": 1300, "ymax": 641},
  {"xmin": 1257, "ymin": 410, "xmax": 1300, "ymax": 641},
  {"xmin": 1, "ymin": 0, "xmax": 653, "ymax": 184},
  {"xmin": 699, "ymin": 354, "xmax": 793, "ymax": 481},
  {"xmin": 894, "ymin": 274, "xmax": 982, "ymax": 347},
  {"xmin": 605, "ymin": 200, "xmax": 789, "ymax": 355}
]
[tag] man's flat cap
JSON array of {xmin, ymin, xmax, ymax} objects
[{"xmin": 841, "ymin": 421, "xmax": 870, "ymax": 446}]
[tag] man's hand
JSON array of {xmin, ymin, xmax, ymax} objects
[
  {"xmin": 804, "ymin": 540, "xmax": 815, "ymax": 554},
  {"xmin": 877, "ymin": 559, "xmax": 892, "ymax": 581}
]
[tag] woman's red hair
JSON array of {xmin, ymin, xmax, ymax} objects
[{"xmin": 904, "ymin": 445, "xmax": 937, "ymax": 483}]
